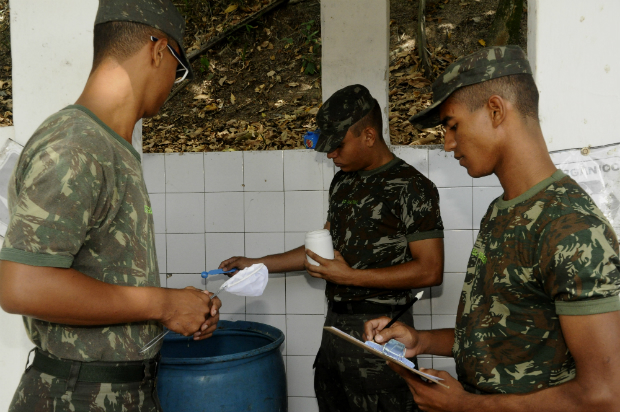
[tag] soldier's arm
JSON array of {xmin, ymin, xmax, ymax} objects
[
  {"xmin": 220, "ymin": 222, "xmax": 332, "ymax": 275},
  {"xmin": 0, "ymin": 260, "xmax": 220, "ymax": 338},
  {"xmin": 390, "ymin": 311, "xmax": 620, "ymax": 412},
  {"xmin": 305, "ymin": 237, "xmax": 444, "ymax": 289}
]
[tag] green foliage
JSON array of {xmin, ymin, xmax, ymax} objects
[
  {"xmin": 299, "ymin": 20, "xmax": 321, "ymax": 76},
  {"xmin": 199, "ymin": 56, "xmax": 210, "ymax": 73}
]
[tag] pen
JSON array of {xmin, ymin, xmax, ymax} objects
[{"xmin": 384, "ymin": 291, "xmax": 424, "ymax": 329}]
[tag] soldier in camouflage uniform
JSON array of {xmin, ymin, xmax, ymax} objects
[
  {"xmin": 364, "ymin": 46, "xmax": 620, "ymax": 411},
  {"xmin": 0, "ymin": 1, "xmax": 221, "ymax": 411},
  {"xmin": 221, "ymin": 84, "xmax": 445, "ymax": 411}
]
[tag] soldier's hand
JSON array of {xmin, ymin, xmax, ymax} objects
[
  {"xmin": 159, "ymin": 286, "xmax": 212, "ymax": 337},
  {"xmin": 304, "ymin": 250, "xmax": 353, "ymax": 283},
  {"xmin": 193, "ymin": 291, "xmax": 222, "ymax": 341},
  {"xmin": 219, "ymin": 256, "xmax": 256, "ymax": 276},
  {"xmin": 363, "ymin": 316, "xmax": 421, "ymax": 358}
]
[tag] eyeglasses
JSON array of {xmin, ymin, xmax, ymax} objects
[{"xmin": 151, "ymin": 36, "xmax": 189, "ymax": 83}]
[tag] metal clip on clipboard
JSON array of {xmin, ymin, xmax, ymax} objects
[{"xmin": 364, "ymin": 339, "xmax": 416, "ymax": 369}]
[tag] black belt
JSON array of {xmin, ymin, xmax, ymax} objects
[
  {"xmin": 29, "ymin": 349, "xmax": 158, "ymax": 385},
  {"xmin": 329, "ymin": 300, "xmax": 408, "ymax": 315}
]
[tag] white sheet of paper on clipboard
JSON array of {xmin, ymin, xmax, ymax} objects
[{"xmin": 324, "ymin": 327, "xmax": 449, "ymax": 388}]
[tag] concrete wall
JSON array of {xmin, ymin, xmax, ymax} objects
[
  {"xmin": 10, "ymin": 1, "xmax": 97, "ymax": 146},
  {"xmin": 528, "ymin": 0, "xmax": 620, "ymax": 152},
  {"xmin": 321, "ymin": 0, "xmax": 391, "ymax": 144}
]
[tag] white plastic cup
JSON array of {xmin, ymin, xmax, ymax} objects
[{"xmin": 305, "ymin": 229, "xmax": 335, "ymax": 266}]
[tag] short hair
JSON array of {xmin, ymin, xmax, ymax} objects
[
  {"xmin": 92, "ymin": 21, "xmax": 178, "ymax": 70},
  {"xmin": 349, "ymin": 99, "xmax": 384, "ymax": 142},
  {"xmin": 451, "ymin": 74, "xmax": 539, "ymax": 120}
]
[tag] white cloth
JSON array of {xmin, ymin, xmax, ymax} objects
[{"xmin": 221, "ymin": 263, "xmax": 269, "ymax": 296}]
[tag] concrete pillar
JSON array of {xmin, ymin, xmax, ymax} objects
[
  {"xmin": 528, "ymin": 0, "xmax": 620, "ymax": 152},
  {"xmin": 321, "ymin": 0, "xmax": 391, "ymax": 145}
]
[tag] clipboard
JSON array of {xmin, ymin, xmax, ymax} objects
[{"xmin": 324, "ymin": 326, "xmax": 449, "ymax": 389}]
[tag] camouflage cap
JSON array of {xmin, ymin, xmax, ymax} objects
[
  {"xmin": 95, "ymin": 0, "xmax": 194, "ymax": 80},
  {"xmin": 409, "ymin": 45, "xmax": 531, "ymax": 129},
  {"xmin": 315, "ymin": 84, "xmax": 376, "ymax": 153}
]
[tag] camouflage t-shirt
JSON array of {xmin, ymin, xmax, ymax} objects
[
  {"xmin": 454, "ymin": 170, "xmax": 620, "ymax": 394},
  {"xmin": 0, "ymin": 105, "xmax": 162, "ymax": 362},
  {"xmin": 327, "ymin": 157, "xmax": 444, "ymax": 303}
]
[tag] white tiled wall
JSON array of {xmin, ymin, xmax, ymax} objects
[{"xmin": 142, "ymin": 147, "xmax": 498, "ymax": 409}]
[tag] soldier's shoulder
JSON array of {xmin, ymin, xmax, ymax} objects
[
  {"xmin": 540, "ymin": 174, "xmax": 611, "ymax": 227},
  {"xmin": 391, "ymin": 159, "xmax": 437, "ymax": 191}
]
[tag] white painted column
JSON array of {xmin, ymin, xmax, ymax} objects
[
  {"xmin": 321, "ymin": 0, "xmax": 391, "ymax": 144},
  {"xmin": 1, "ymin": 1, "xmax": 100, "ymax": 409},
  {"xmin": 528, "ymin": 0, "xmax": 620, "ymax": 152}
]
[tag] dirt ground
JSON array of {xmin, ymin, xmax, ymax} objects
[{"xmin": 0, "ymin": 0, "xmax": 527, "ymax": 150}]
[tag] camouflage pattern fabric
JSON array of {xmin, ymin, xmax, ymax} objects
[
  {"xmin": 0, "ymin": 105, "xmax": 162, "ymax": 362},
  {"xmin": 315, "ymin": 308, "xmax": 418, "ymax": 412},
  {"xmin": 453, "ymin": 170, "xmax": 620, "ymax": 394},
  {"xmin": 327, "ymin": 157, "xmax": 444, "ymax": 303},
  {"xmin": 95, "ymin": 0, "xmax": 193, "ymax": 79},
  {"xmin": 315, "ymin": 84, "xmax": 376, "ymax": 153},
  {"xmin": 409, "ymin": 45, "xmax": 532, "ymax": 129},
  {"xmin": 9, "ymin": 368, "xmax": 161, "ymax": 412}
]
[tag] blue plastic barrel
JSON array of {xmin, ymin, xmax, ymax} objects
[{"xmin": 157, "ymin": 320, "xmax": 287, "ymax": 412}]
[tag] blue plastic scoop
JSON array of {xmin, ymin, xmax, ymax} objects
[{"xmin": 201, "ymin": 268, "xmax": 237, "ymax": 278}]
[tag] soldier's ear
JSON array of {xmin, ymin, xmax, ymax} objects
[{"xmin": 364, "ymin": 126, "xmax": 378, "ymax": 147}]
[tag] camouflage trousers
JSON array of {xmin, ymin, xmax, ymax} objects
[
  {"xmin": 314, "ymin": 306, "xmax": 419, "ymax": 412},
  {"xmin": 9, "ymin": 357, "xmax": 162, "ymax": 412}
]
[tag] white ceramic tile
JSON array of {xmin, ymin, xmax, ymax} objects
[
  {"xmin": 473, "ymin": 173, "xmax": 501, "ymax": 187},
  {"xmin": 413, "ymin": 315, "xmax": 432, "ymax": 331},
  {"xmin": 432, "ymin": 315, "xmax": 457, "ymax": 330},
  {"xmin": 411, "ymin": 287, "xmax": 431, "ymax": 315},
  {"xmin": 431, "ymin": 273, "xmax": 466, "ymax": 315},
  {"xmin": 443, "ymin": 230, "xmax": 473, "ymax": 273},
  {"xmin": 219, "ymin": 313, "xmax": 246, "ymax": 322},
  {"xmin": 285, "ymin": 233, "xmax": 306, "ymax": 251},
  {"xmin": 284, "ymin": 150, "xmax": 324, "ymax": 191},
  {"xmin": 245, "ymin": 232, "xmax": 285, "ymax": 258},
  {"xmin": 244, "ymin": 151, "xmax": 284, "ymax": 191},
  {"xmin": 418, "ymin": 358, "xmax": 433, "ymax": 370},
  {"xmin": 321, "ymin": 153, "xmax": 335, "ymax": 191},
  {"xmin": 286, "ymin": 272, "xmax": 326, "ymax": 315},
  {"xmin": 429, "ymin": 149, "xmax": 472, "ymax": 187},
  {"xmin": 155, "ymin": 233, "xmax": 166, "ymax": 273},
  {"xmin": 205, "ymin": 233, "xmax": 244, "ymax": 270},
  {"xmin": 285, "ymin": 191, "xmax": 325, "ymax": 232},
  {"xmin": 165, "ymin": 153, "xmax": 204, "ymax": 193},
  {"xmin": 246, "ymin": 314, "xmax": 287, "ymax": 355},
  {"xmin": 473, "ymin": 230, "xmax": 480, "ymax": 244},
  {"xmin": 159, "ymin": 273, "xmax": 167, "ymax": 288},
  {"xmin": 166, "ymin": 193, "xmax": 205, "ymax": 233},
  {"xmin": 166, "ymin": 273, "xmax": 206, "ymax": 290},
  {"xmin": 244, "ymin": 192, "xmax": 285, "ymax": 232},
  {"xmin": 438, "ymin": 187, "xmax": 473, "ymax": 230},
  {"xmin": 433, "ymin": 357, "xmax": 457, "ymax": 379},
  {"xmin": 143, "ymin": 154, "xmax": 165, "ymax": 193},
  {"xmin": 473, "ymin": 187, "xmax": 504, "ymax": 230},
  {"xmin": 286, "ymin": 315, "xmax": 324, "ymax": 356},
  {"xmin": 204, "ymin": 274, "xmax": 246, "ymax": 314},
  {"xmin": 166, "ymin": 234, "xmax": 205, "ymax": 273},
  {"xmin": 204, "ymin": 152, "xmax": 244, "ymax": 192},
  {"xmin": 392, "ymin": 146, "xmax": 429, "ymax": 177},
  {"xmin": 287, "ymin": 356, "xmax": 316, "ymax": 397},
  {"xmin": 149, "ymin": 193, "xmax": 166, "ymax": 234},
  {"xmin": 205, "ymin": 192, "xmax": 244, "ymax": 232},
  {"xmin": 247, "ymin": 273, "xmax": 286, "ymax": 314},
  {"xmin": 288, "ymin": 397, "xmax": 319, "ymax": 412}
]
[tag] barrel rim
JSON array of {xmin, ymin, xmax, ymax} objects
[{"xmin": 160, "ymin": 320, "xmax": 285, "ymax": 365}]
